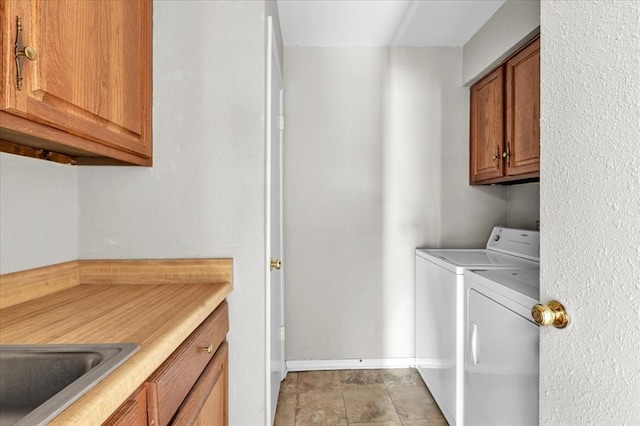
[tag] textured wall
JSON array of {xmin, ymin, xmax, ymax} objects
[
  {"xmin": 78, "ymin": 2, "xmax": 270, "ymax": 424},
  {"xmin": 283, "ymin": 47, "xmax": 507, "ymax": 362},
  {"xmin": 0, "ymin": 154, "xmax": 78, "ymax": 274},
  {"xmin": 540, "ymin": 1, "xmax": 640, "ymax": 423}
]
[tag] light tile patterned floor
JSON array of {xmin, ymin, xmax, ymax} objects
[{"xmin": 274, "ymin": 369, "xmax": 448, "ymax": 426}]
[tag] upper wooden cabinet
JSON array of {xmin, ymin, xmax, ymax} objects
[
  {"xmin": 0, "ymin": 0, "xmax": 152, "ymax": 166},
  {"xmin": 470, "ymin": 37, "xmax": 540, "ymax": 184},
  {"xmin": 470, "ymin": 67, "xmax": 505, "ymax": 183},
  {"xmin": 505, "ymin": 39, "xmax": 540, "ymax": 177}
]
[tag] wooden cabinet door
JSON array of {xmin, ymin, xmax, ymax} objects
[
  {"xmin": 0, "ymin": 0, "xmax": 152, "ymax": 163},
  {"xmin": 147, "ymin": 302, "xmax": 229, "ymax": 426},
  {"xmin": 172, "ymin": 342, "xmax": 229, "ymax": 426},
  {"xmin": 470, "ymin": 67, "xmax": 504, "ymax": 184},
  {"xmin": 103, "ymin": 386, "xmax": 147, "ymax": 426},
  {"xmin": 505, "ymin": 38, "xmax": 540, "ymax": 177}
]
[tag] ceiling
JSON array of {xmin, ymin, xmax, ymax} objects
[{"xmin": 277, "ymin": 0, "xmax": 506, "ymax": 47}]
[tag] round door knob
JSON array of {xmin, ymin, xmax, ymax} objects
[
  {"xmin": 532, "ymin": 300, "xmax": 570, "ymax": 329},
  {"xmin": 270, "ymin": 259, "xmax": 282, "ymax": 270}
]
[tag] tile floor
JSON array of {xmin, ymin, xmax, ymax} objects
[{"xmin": 274, "ymin": 369, "xmax": 448, "ymax": 425}]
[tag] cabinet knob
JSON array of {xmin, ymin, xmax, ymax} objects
[
  {"xmin": 504, "ymin": 141, "xmax": 511, "ymax": 166},
  {"xmin": 19, "ymin": 45, "xmax": 38, "ymax": 61},
  {"xmin": 493, "ymin": 145, "xmax": 501, "ymax": 168},
  {"xmin": 200, "ymin": 344, "xmax": 213, "ymax": 353},
  {"xmin": 532, "ymin": 300, "xmax": 570, "ymax": 329}
]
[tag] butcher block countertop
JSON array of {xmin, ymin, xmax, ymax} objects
[{"xmin": 0, "ymin": 259, "xmax": 233, "ymax": 425}]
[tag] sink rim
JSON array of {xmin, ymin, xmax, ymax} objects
[{"xmin": 0, "ymin": 343, "xmax": 140, "ymax": 426}]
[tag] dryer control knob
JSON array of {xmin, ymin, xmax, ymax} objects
[{"xmin": 532, "ymin": 301, "xmax": 570, "ymax": 329}]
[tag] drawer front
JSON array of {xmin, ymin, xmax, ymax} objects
[
  {"xmin": 172, "ymin": 342, "xmax": 228, "ymax": 426},
  {"xmin": 147, "ymin": 301, "xmax": 229, "ymax": 426}
]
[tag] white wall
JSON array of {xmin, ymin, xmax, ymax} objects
[
  {"xmin": 283, "ymin": 46, "xmax": 507, "ymax": 362},
  {"xmin": 266, "ymin": 0, "xmax": 284, "ymax": 72},
  {"xmin": 506, "ymin": 182, "xmax": 539, "ymax": 230},
  {"xmin": 78, "ymin": 2, "xmax": 273, "ymax": 424},
  {"xmin": 0, "ymin": 153, "xmax": 78, "ymax": 274},
  {"xmin": 462, "ymin": 0, "xmax": 540, "ymax": 86},
  {"xmin": 432, "ymin": 46, "xmax": 510, "ymax": 247},
  {"xmin": 284, "ymin": 47, "xmax": 388, "ymax": 360},
  {"xmin": 540, "ymin": 1, "xmax": 640, "ymax": 423}
]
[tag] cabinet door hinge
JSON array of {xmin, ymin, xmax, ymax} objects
[
  {"xmin": 278, "ymin": 116, "xmax": 285, "ymax": 131},
  {"xmin": 280, "ymin": 326, "xmax": 285, "ymax": 341}
]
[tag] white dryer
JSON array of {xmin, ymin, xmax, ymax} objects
[
  {"xmin": 415, "ymin": 227, "xmax": 539, "ymax": 425},
  {"xmin": 463, "ymin": 268, "xmax": 540, "ymax": 425}
]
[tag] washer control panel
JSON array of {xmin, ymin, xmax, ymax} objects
[{"xmin": 485, "ymin": 227, "xmax": 540, "ymax": 261}]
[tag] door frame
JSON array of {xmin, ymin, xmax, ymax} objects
[{"xmin": 265, "ymin": 15, "xmax": 284, "ymax": 426}]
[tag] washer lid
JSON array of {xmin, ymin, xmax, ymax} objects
[
  {"xmin": 423, "ymin": 250, "xmax": 537, "ymax": 266},
  {"xmin": 416, "ymin": 249, "xmax": 539, "ymax": 274},
  {"xmin": 469, "ymin": 268, "xmax": 540, "ymax": 300}
]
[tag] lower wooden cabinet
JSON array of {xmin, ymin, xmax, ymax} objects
[
  {"xmin": 103, "ymin": 301, "xmax": 229, "ymax": 426},
  {"xmin": 147, "ymin": 302, "xmax": 229, "ymax": 426},
  {"xmin": 103, "ymin": 386, "xmax": 148, "ymax": 426},
  {"xmin": 173, "ymin": 343, "xmax": 228, "ymax": 426}
]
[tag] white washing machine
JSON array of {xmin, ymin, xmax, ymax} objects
[
  {"xmin": 415, "ymin": 227, "xmax": 539, "ymax": 425},
  {"xmin": 463, "ymin": 268, "xmax": 540, "ymax": 425}
]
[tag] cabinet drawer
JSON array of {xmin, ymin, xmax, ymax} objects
[
  {"xmin": 172, "ymin": 342, "xmax": 228, "ymax": 426},
  {"xmin": 147, "ymin": 301, "xmax": 229, "ymax": 426}
]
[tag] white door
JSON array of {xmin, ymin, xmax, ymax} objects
[
  {"xmin": 266, "ymin": 16, "xmax": 285, "ymax": 426},
  {"xmin": 540, "ymin": 1, "xmax": 640, "ymax": 423}
]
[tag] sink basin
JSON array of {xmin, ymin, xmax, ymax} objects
[{"xmin": 0, "ymin": 343, "xmax": 140, "ymax": 426}]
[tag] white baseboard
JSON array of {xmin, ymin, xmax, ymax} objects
[{"xmin": 286, "ymin": 358, "xmax": 416, "ymax": 372}]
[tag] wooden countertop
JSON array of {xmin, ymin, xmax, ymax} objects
[{"xmin": 0, "ymin": 259, "xmax": 233, "ymax": 425}]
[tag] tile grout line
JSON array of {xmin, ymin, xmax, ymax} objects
[
  {"xmin": 292, "ymin": 372, "xmax": 300, "ymax": 426},
  {"xmin": 339, "ymin": 372, "xmax": 349, "ymax": 425},
  {"xmin": 294, "ymin": 391, "xmax": 299, "ymax": 426},
  {"xmin": 382, "ymin": 371, "xmax": 399, "ymax": 423},
  {"xmin": 293, "ymin": 373, "xmax": 298, "ymax": 426}
]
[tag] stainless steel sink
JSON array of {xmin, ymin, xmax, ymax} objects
[{"xmin": 0, "ymin": 343, "xmax": 140, "ymax": 426}]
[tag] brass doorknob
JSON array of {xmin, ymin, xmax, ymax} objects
[
  {"xmin": 270, "ymin": 259, "xmax": 282, "ymax": 270},
  {"xmin": 532, "ymin": 300, "xmax": 570, "ymax": 329}
]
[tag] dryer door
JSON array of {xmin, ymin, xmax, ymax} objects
[{"xmin": 465, "ymin": 289, "xmax": 539, "ymax": 425}]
